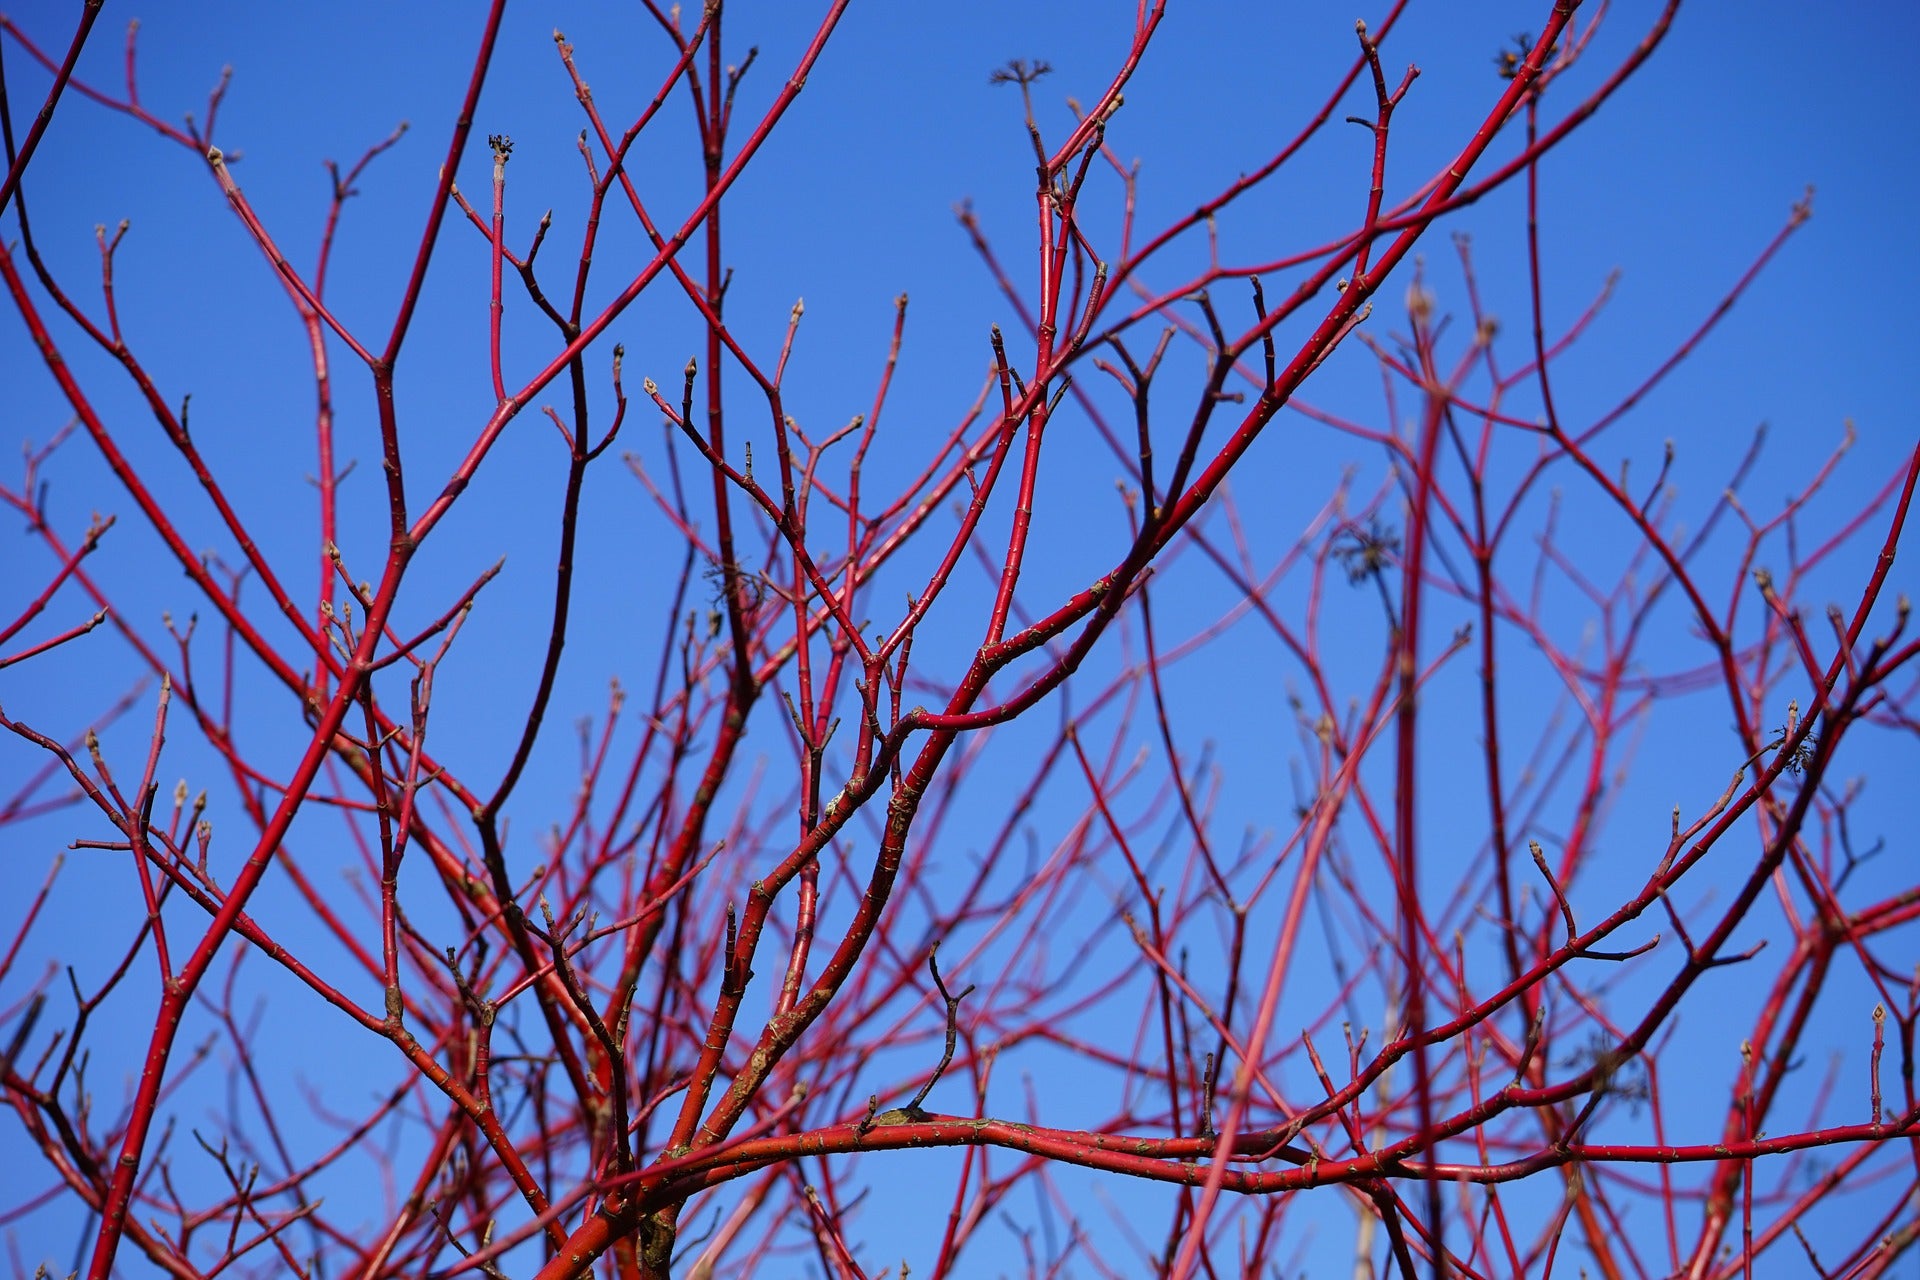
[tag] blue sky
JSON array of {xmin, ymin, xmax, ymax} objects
[{"xmin": 4, "ymin": 2, "xmax": 1917, "ymax": 1276}]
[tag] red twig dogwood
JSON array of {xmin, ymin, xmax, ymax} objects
[{"xmin": 2, "ymin": 4, "xmax": 1914, "ymax": 1278}]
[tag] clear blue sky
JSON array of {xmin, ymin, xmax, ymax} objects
[{"xmin": 3, "ymin": 2, "xmax": 1915, "ymax": 1275}]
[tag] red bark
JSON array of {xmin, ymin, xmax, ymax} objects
[{"xmin": 3, "ymin": 5, "xmax": 1914, "ymax": 1278}]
